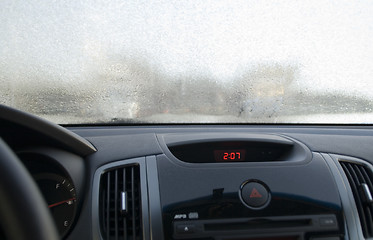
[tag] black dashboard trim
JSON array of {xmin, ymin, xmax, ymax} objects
[
  {"xmin": 92, "ymin": 157, "xmax": 150, "ymax": 240},
  {"xmin": 0, "ymin": 105, "xmax": 96, "ymax": 156}
]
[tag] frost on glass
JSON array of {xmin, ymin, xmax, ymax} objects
[{"xmin": 1, "ymin": 1, "xmax": 373, "ymax": 124}]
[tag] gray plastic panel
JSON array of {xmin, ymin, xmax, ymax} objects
[
  {"xmin": 146, "ymin": 156, "xmax": 164, "ymax": 239},
  {"xmin": 157, "ymin": 132, "xmax": 312, "ymax": 165},
  {"xmin": 161, "ymin": 133, "xmax": 294, "ymax": 147},
  {"xmin": 86, "ymin": 134, "xmax": 162, "ymax": 166},
  {"xmin": 321, "ymin": 153, "xmax": 357, "ymax": 240}
]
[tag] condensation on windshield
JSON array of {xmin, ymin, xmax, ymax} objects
[{"xmin": 1, "ymin": 1, "xmax": 373, "ymax": 124}]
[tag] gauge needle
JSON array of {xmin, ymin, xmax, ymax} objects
[{"xmin": 48, "ymin": 198, "xmax": 76, "ymax": 208}]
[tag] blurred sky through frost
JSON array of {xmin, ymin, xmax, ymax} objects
[{"xmin": 1, "ymin": 0, "xmax": 373, "ymax": 123}]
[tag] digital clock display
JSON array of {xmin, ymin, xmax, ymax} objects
[{"xmin": 214, "ymin": 149, "xmax": 246, "ymax": 162}]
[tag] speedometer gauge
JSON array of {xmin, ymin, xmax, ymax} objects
[{"xmin": 35, "ymin": 173, "xmax": 77, "ymax": 238}]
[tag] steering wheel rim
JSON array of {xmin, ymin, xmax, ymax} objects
[{"xmin": 0, "ymin": 138, "xmax": 59, "ymax": 240}]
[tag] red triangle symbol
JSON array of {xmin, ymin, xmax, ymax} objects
[{"xmin": 250, "ymin": 188, "xmax": 262, "ymax": 198}]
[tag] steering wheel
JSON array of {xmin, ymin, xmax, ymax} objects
[{"xmin": 0, "ymin": 138, "xmax": 59, "ymax": 240}]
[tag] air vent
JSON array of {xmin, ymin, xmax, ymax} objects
[
  {"xmin": 99, "ymin": 165, "xmax": 142, "ymax": 240},
  {"xmin": 340, "ymin": 160, "xmax": 373, "ymax": 238}
]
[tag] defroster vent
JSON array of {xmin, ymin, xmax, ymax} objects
[
  {"xmin": 340, "ymin": 160, "xmax": 373, "ymax": 238},
  {"xmin": 99, "ymin": 165, "xmax": 142, "ymax": 240}
]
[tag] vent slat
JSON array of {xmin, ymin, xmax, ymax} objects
[
  {"xmin": 366, "ymin": 205, "xmax": 373, "ymax": 236},
  {"xmin": 102, "ymin": 188, "xmax": 106, "ymax": 233},
  {"xmin": 360, "ymin": 165, "xmax": 373, "ymax": 235},
  {"xmin": 354, "ymin": 165, "xmax": 373, "ymax": 236},
  {"xmin": 131, "ymin": 167, "xmax": 136, "ymax": 240},
  {"xmin": 123, "ymin": 168, "xmax": 127, "ymax": 240},
  {"xmin": 115, "ymin": 170, "xmax": 118, "ymax": 240},
  {"xmin": 107, "ymin": 172, "xmax": 111, "ymax": 240},
  {"xmin": 360, "ymin": 166, "xmax": 373, "ymax": 196},
  {"xmin": 99, "ymin": 165, "xmax": 142, "ymax": 240},
  {"xmin": 340, "ymin": 161, "xmax": 373, "ymax": 238}
]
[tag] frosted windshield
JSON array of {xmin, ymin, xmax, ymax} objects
[{"xmin": 1, "ymin": 1, "xmax": 373, "ymax": 124}]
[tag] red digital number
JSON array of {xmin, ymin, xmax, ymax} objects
[
  {"xmin": 214, "ymin": 149, "xmax": 245, "ymax": 162},
  {"xmin": 224, "ymin": 152, "xmax": 242, "ymax": 160}
]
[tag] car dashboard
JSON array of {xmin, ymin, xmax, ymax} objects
[{"xmin": 1, "ymin": 105, "xmax": 373, "ymax": 240}]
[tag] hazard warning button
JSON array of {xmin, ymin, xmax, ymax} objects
[{"xmin": 240, "ymin": 181, "xmax": 270, "ymax": 209}]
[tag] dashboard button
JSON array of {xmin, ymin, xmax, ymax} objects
[
  {"xmin": 175, "ymin": 224, "xmax": 195, "ymax": 234},
  {"xmin": 240, "ymin": 181, "xmax": 270, "ymax": 209},
  {"xmin": 319, "ymin": 216, "xmax": 337, "ymax": 227}
]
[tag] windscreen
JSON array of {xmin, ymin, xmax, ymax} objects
[{"xmin": 1, "ymin": 1, "xmax": 373, "ymax": 124}]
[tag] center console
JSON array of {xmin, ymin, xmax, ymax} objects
[{"xmin": 156, "ymin": 133, "xmax": 344, "ymax": 240}]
